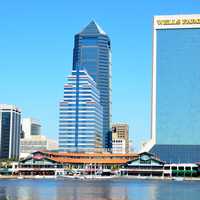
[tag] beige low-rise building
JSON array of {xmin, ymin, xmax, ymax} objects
[
  {"xmin": 20, "ymin": 135, "xmax": 58, "ymax": 158},
  {"xmin": 20, "ymin": 118, "xmax": 58, "ymax": 158},
  {"xmin": 112, "ymin": 123, "xmax": 130, "ymax": 153}
]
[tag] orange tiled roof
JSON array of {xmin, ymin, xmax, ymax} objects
[
  {"xmin": 50, "ymin": 157, "xmax": 129, "ymax": 164},
  {"xmin": 42, "ymin": 151, "xmax": 137, "ymax": 158}
]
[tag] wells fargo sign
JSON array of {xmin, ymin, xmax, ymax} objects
[{"xmin": 157, "ymin": 19, "xmax": 200, "ymax": 25}]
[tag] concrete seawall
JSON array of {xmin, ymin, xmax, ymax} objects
[{"xmin": 1, "ymin": 175, "xmax": 200, "ymax": 181}]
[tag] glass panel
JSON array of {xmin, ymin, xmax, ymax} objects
[
  {"xmin": 81, "ymin": 37, "xmax": 97, "ymax": 46},
  {"xmin": 156, "ymin": 28, "xmax": 200, "ymax": 145}
]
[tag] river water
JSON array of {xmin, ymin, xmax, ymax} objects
[{"xmin": 0, "ymin": 178, "xmax": 200, "ymax": 200}]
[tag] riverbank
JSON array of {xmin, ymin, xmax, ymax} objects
[
  {"xmin": 1, "ymin": 175, "xmax": 200, "ymax": 181},
  {"xmin": 0, "ymin": 175, "xmax": 56, "ymax": 179},
  {"xmin": 120, "ymin": 176, "xmax": 200, "ymax": 181}
]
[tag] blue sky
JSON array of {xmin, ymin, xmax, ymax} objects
[{"xmin": 0, "ymin": 0, "xmax": 200, "ymax": 151}]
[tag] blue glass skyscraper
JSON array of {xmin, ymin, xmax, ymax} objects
[
  {"xmin": 59, "ymin": 67, "xmax": 103, "ymax": 152},
  {"xmin": 147, "ymin": 14, "xmax": 200, "ymax": 163},
  {"xmin": 0, "ymin": 104, "xmax": 21, "ymax": 159},
  {"xmin": 72, "ymin": 21, "xmax": 112, "ymax": 149}
]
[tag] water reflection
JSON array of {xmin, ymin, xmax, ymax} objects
[
  {"xmin": 0, "ymin": 179, "xmax": 199, "ymax": 200},
  {"xmin": 0, "ymin": 187, "xmax": 8, "ymax": 200},
  {"xmin": 56, "ymin": 179, "xmax": 128, "ymax": 200}
]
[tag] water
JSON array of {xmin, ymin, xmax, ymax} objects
[{"xmin": 0, "ymin": 178, "xmax": 200, "ymax": 200}]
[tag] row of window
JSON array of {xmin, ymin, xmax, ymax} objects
[{"xmin": 59, "ymin": 145, "xmax": 96, "ymax": 148}]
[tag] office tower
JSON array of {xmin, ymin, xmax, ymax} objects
[
  {"xmin": 59, "ymin": 67, "xmax": 103, "ymax": 152},
  {"xmin": 112, "ymin": 123, "xmax": 129, "ymax": 153},
  {"xmin": 0, "ymin": 104, "xmax": 21, "ymax": 159},
  {"xmin": 73, "ymin": 21, "xmax": 112, "ymax": 149},
  {"xmin": 148, "ymin": 14, "xmax": 200, "ymax": 163},
  {"xmin": 21, "ymin": 118, "xmax": 41, "ymax": 138}
]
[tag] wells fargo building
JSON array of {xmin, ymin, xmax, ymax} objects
[{"xmin": 149, "ymin": 15, "xmax": 200, "ymax": 163}]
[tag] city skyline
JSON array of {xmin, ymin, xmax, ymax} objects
[{"xmin": 1, "ymin": 1, "xmax": 200, "ymax": 151}]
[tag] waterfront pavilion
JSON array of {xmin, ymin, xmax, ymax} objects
[
  {"xmin": 18, "ymin": 153, "xmax": 64, "ymax": 176},
  {"xmin": 41, "ymin": 151, "xmax": 137, "ymax": 172},
  {"xmin": 120, "ymin": 152, "xmax": 165, "ymax": 177},
  {"xmin": 17, "ymin": 151, "xmax": 138, "ymax": 175}
]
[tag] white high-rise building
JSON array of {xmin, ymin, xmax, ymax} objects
[
  {"xmin": 112, "ymin": 139, "xmax": 126, "ymax": 154},
  {"xmin": 21, "ymin": 118, "xmax": 41, "ymax": 138}
]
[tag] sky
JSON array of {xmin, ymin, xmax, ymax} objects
[{"xmin": 1, "ymin": 0, "xmax": 200, "ymax": 151}]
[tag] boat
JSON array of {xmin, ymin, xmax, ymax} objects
[
  {"xmin": 57, "ymin": 174, "xmax": 115, "ymax": 180},
  {"xmin": 57, "ymin": 174, "xmax": 85, "ymax": 179},
  {"xmin": 17, "ymin": 176, "xmax": 24, "ymax": 179},
  {"xmin": 77, "ymin": 175, "xmax": 115, "ymax": 180},
  {"xmin": 172, "ymin": 177, "xmax": 184, "ymax": 181}
]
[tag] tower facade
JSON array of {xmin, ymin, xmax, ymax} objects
[
  {"xmin": 112, "ymin": 123, "xmax": 129, "ymax": 153},
  {"xmin": 0, "ymin": 104, "xmax": 21, "ymax": 159},
  {"xmin": 73, "ymin": 21, "xmax": 112, "ymax": 149},
  {"xmin": 59, "ymin": 67, "xmax": 103, "ymax": 152},
  {"xmin": 21, "ymin": 118, "xmax": 41, "ymax": 138},
  {"xmin": 149, "ymin": 14, "xmax": 200, "ymax": 163}
]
